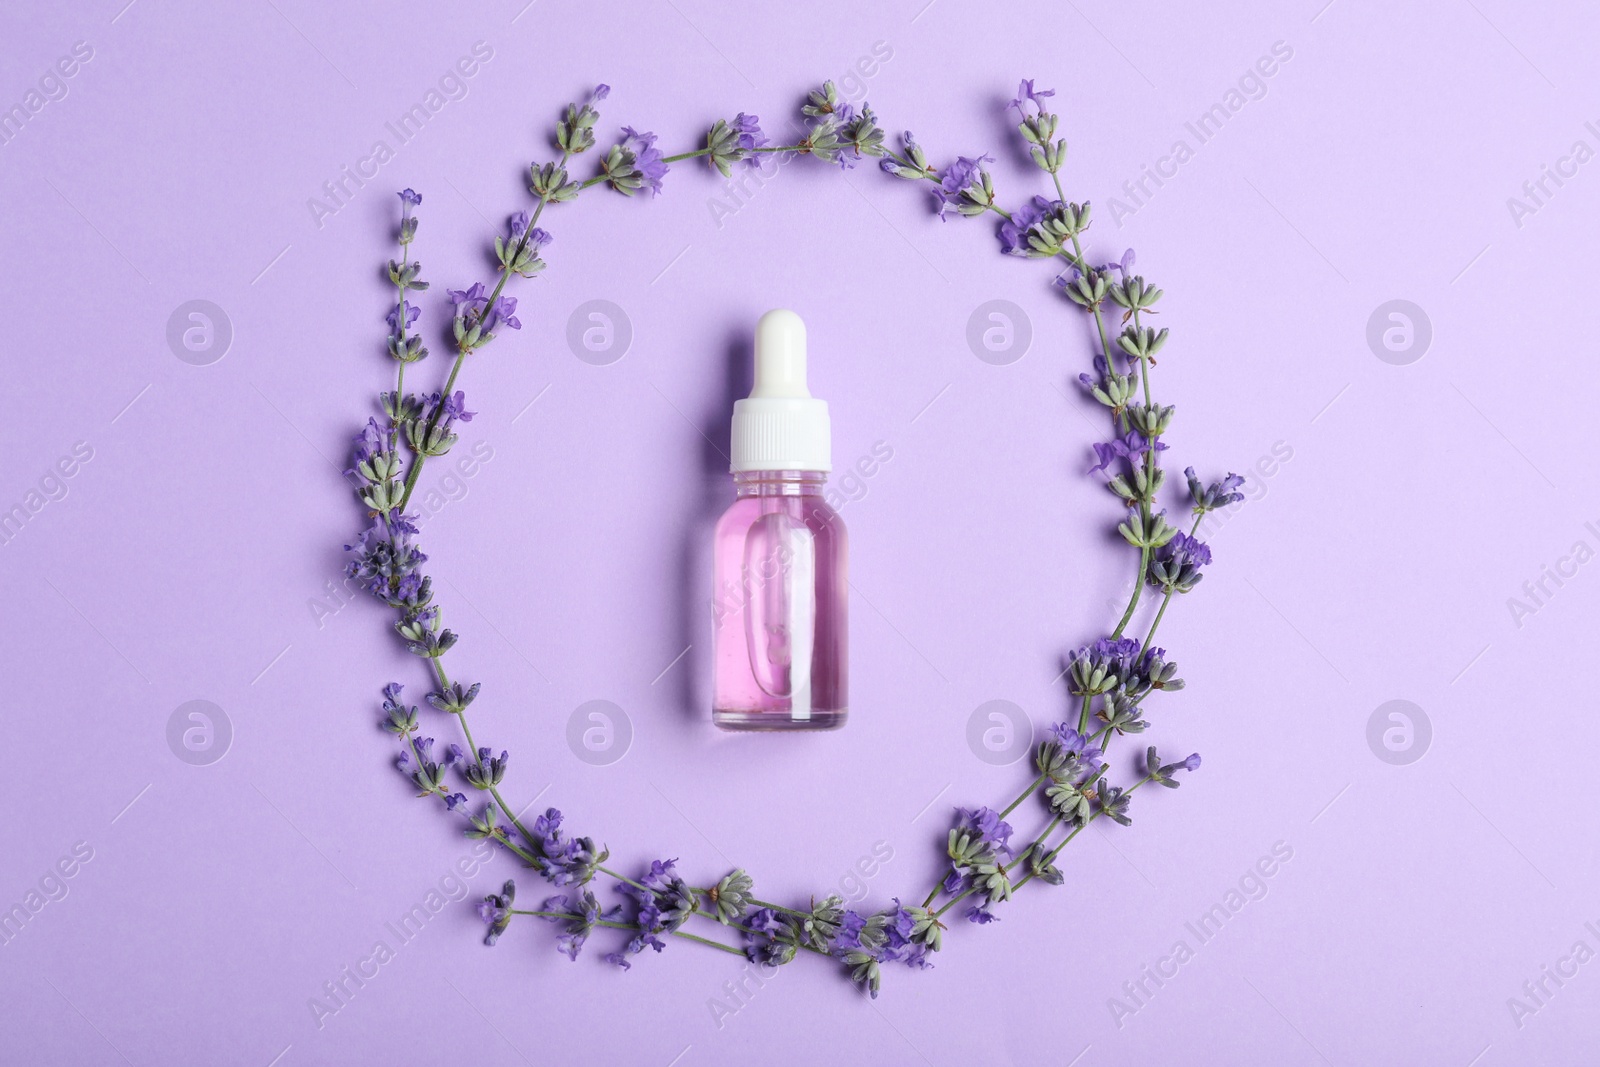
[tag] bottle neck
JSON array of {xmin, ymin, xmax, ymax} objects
[{"xmin": 733, "ymin": 470, "xmax": 828, "ymax": 498}]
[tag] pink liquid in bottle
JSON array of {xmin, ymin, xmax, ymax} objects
[
  {"xmin": 711, "ymin": 310, "xmax": 848, "ymax": 730},
  {"xmin": 712, "ymin": 471, "xmax": 848, "ymax": 729}
]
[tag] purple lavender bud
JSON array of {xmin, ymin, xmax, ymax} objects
[
  {"xmin": 622, "ymin": 127, "xmax": 670, "ymax": 196},
  {"xmin": 1008, "ymin": 78, "xmax": 1056, "ymax": 117},
  {"xmin": 732, "ymin": 112, "xmax": 768, "ymax": 152},
  {"xmin": 385, "ymin": 300, "xmax": 419, "ymax": 335}
]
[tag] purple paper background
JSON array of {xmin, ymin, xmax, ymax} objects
[{"xmin": 3, "ymin": 0, "xmax": 1597, "ymax": 1063}]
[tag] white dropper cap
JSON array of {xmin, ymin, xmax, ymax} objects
[{"xmin": 730, "ymin": 309, "xmax": 832, "ymax": 472}]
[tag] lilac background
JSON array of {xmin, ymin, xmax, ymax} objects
[{"xmin": 3, "ymin": 0, "xmax": 1597, "ymax": 1063}]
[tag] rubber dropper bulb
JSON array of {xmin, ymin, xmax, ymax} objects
[{"xmin": 751, "ymin": 309, "xmax": 811, "ymax": 399}]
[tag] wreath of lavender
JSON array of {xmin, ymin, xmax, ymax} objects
[{"xmin": 345, "ymin": 78, "xmax": 1241, "ymax": 997}]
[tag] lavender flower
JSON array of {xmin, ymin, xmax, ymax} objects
[
  {"xmin": 1045, "ymin": 774, "xmax": 1094, "ymax": 827},
  {"xmin": 956, "ymin": 807, "xmax": 1014, "ymax": 856},
  {"xmin": 528, "ymin": 808, "xmax": 608, "ymax": 886},
  {"xmin": 1117, "ymin": 324, "xmax": 1171, "ymax": 364},
  {"xmin": 448, "ymin": 282, "xmax": 486, "ymax": 313},
  {"xmin": 446, "ymin": 282, "xmax": 493, "ymax": 350},
  {"xmin": 477, "ymin": 879, "xmax": 515, "ymax": 945},
  {"xmin": 1045, "ymin": 724, "xmax": 1104, "ymax": 765},
  {"xmin": 789, "ymin": 89, "xmax": 854, "ymax": 165},
  {"xmin": 380, "ymin": 681, "xmax": 418, "ymax": 736},
  {"xmin": 602, "ymin": 127, "xmax": 669, "ymax": 197},
  {"xmin": 1150, "ymin": 531, "xmax": 1213, "ymax": 594},
  {"xmin": 396, "ymin": 737, "xmax": 466, "ymax": 809},
  {"xmin": 465, "ymin": 804, "xmax": 500, "ymax": 841},
  {"xmin": 485, "ymin": 296, "xmax": 520, "ymax": 332},
  {"xmin": 1128, "ymin": 401, "xmax": 1174, "ymax": 440},
  {"xmin": 540, "ymin": 889, "xmax": 620, "ymax": 961},
  {"xmin": 880, "ymin": 130, "xmax": 933, "ymax": 180},
  {"xmin": 440, "ymin": 389, "xmax": 475, "ymax": 423},
  {"xmin": 934, "ymin": 154, "xmax": 996, "ymax": 219},
  {"xmin": 427, "ymin": 680, "xmax": 480, "ymax": 713},
  {"xmin": 837, "ymin": 104, "xmax": 887, "ymax": 166},
  {"xmin": 1147, "ymin": 746, "xmax": 1203, "ymax": 788},
  {"xmin": 1124, "ymin": 647, "xmax": 1183, "ymax": 695},
  {"xmin": 832, "ymin": 910, "xmax": 870, "ymax": 954},
  {"xmin": 874, "ymin": 902, "xmax": 939, "ymax": 965},
  {"xmin": 1039, "ymin": 724, "xmax": 1107, "ymax": 819},
  {"xmin": 998, "ymin": 195, "xmax": 1050, "ymax": 256},
  {"xmin": 796, "ymin": 119, "xmax": 844, "ymax": 164},
  {"xmin": 708, "ymin": 869, "xmax": 754, "ymax": 924},
  {"xmin": 1067, "ymin": 636, "xmax": 1142, "ymax": 696},
  {"xmin": 396, "ymin": 190, "xmax": 421, "ymax": 247},
  {"xmin": 799, "ymin": 895, "xmax": 846, "ymax": 951},
  {"xmin": 556, "ymin": 85, "xmax": 607, "ymax": 155},
  {"xmin": 496, "ymin": 214, "xmax": 549, "ymax": 278},
  {"xmin": 615, "ymin": 858, "xmax": 698, "ymax": 962},
  {"xmin": 1098, "ymin": 692, "xmax": 1149, "ymax": 736},
  {"xmin": 1024, "ymin": 841, "xmax": 1066, "ymax": 887},
  {"xmin": 345, "ymin": 515, "xmax": 427, "ymax": 599},
  {"xmin": 348, "ymin": 418, "xmax": 407, "ymax": 513},
  {"xmin": 1088, "ymin": 430, "xmax": 1167, "ymax": 474},
  {"xmin": 801, "ymin": 81, "xmax": 852, "ymax": 123},
  {"xmin": 707, "ymin": 113, "xmax": 769, "ymax": 176},
  {"xmin": 1056, "ymin": 258, "xmax": 1109, "ymax": 310},
  {"xmin": 390, "ymin": 571, "xmax": 432, "ymax": 616},
  {"xmin": 462, "ymin": 747, "xmax": 509, "ymax": 790},
  {"xmin": 1101, "ymin": 248, "xmax": 1136, "ymax": 278},
  {"xmin": 742, "ymin": 908, "xmax": 803, "ymax": 966},
  {"xmin": 385, "ymin": 301, "xmax": 419, "ymax": 335},
  {"xmin": 1009, "ymin": 79, "xmax": 1065, "ymax": 173},
  {"xmin": 351, "ymin": 416, "xmax": 389, "ymax": 466},
  {"xmin": 733, "ymin": 112, "xmax": 766, "ymax": 150},
  {"xmin": 945, "ymin": 807, "xmax": 1014, "ymax": 915},
  {"xmin": 1079, "ymin": 354, "xmax": 1140, "ymax": 421},
  {"xmin": 833, "ymin": 900, "xmax": 939, "ymax": 997},
  {"xmin": 1164, "ymin": 532, "xmax": 1211, "ymax": 568},
  {"xmin": 1186, "ymin": 467, "xmax": 1246, "ymax": 514},
  {"xmin": 1096, "ymin": 783, "xmax": 1134, "ymax": 826},
  {"xmin": 1109, "ymin": 268, "xmax": 1164, "ymax": 317},
  {"xmin": 405, "ymin": 389, "xmax": 475, "ymax": 458}
]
